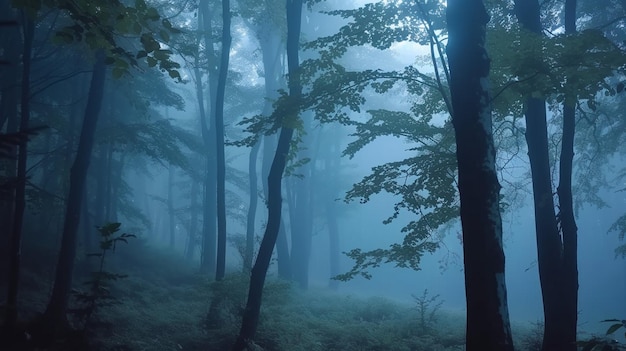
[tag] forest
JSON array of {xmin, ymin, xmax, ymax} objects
[{"xmin": 0, "ymin": 0, "xmax": 625, "ymax": 350}]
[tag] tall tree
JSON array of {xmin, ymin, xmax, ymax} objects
[
  {"xmin": 240, "ymin": 0, "xmax": 292, "ymax": 279},
  {"xmin": 513, "ymin": 1, "xmax": 578, "ymax": 349},
  {"xmin": 214, "ymin": 0, "xmax": 232, "ymax": 281},
  {"xmin": 4, "ymin": 13, "xmax": 34, "ymax": 334},
  {"xmin": 232, "ymin": 0, "xmax": 302, "ymax": 349},
  {"xmin": 198, "ymin": 0, "xmax": 219, "ymax": 276},
  {"xmin": 555, "ymin": 2, "xmax": 579, "ymax": 350},
  {"xmin": 40, "ymin": 50, "xmax": 107, "ymax": 338},
  {"xmin": 446, "ymin": 0, "xmax": 514, "ymax": 350}
]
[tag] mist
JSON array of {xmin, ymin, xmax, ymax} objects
[{"xmin": 0, "ymin": 0, "xmax": 625, "ymax": 350}]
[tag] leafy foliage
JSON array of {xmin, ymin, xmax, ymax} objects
[
  {"xmin": 293, "ymin": 0, "xmax": 457, "ymax": 279},
  {"xmin": 578, "ymin": 319, "xmax": 626, "ymax": 351},
  {"xmin": 97, "ymin": 120, "xmax": 198, "ymax": 170},
  {"xmin": 69, "ymin": 222, "xmax": 135, "ymax": 331},
  {"xmin": 489, "ymin": 26, "xmax": 626, "ymax": 112},
  {"xmin": 609, "ymin": 212, "xmax": 626, "ymax": 258},
  {"xmin": 13, "ymin": 0, "xmax": 183, "ymax": 80}
]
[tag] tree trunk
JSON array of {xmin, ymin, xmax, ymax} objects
[
  {"xmin": 4, "ymin": 15, "xmax": 34, "ymax": 334},
  {"xmin": 257, "ymin": 21, "xmax": 292, "ymax": 280},
  {"xmin": 41, "ymin": 51, "xmax": 106, "ymax": 339},
  {"xmin": 556, "ymin": 1, "xmax": 579, "ymax": 349},
  {"xmin": 446, "ymin": 0, "xmax": 514, "ymax": 350},
  {"xmin": 0, "ymin": 4, "xmax": 22, "ymax": 268},
  {"xmin": 215, "ymin": 0, "xmax": 231, "ymax": 281},
  {"xmin": 186, "ymin": 179, "xmax": 200, "ymax": 260},
  {"xmin": 198, "ymin": 0, "xmax": 218, "ymax": 276},
  {"xmin": 245, "ymin": 141, "xmax": 260, "ymax": 271},
  {"xmin": 514, "ymin": 1, "xmax": 577, "ymax": 349},
  {"xmin": 168, "ymin": 164, "xmax": 176, "ymax": 249},
  {"xmin": 231, "ymin": 1, "xmax": 302, "ymax": 349}
]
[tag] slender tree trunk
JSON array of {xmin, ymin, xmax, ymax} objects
[
  {"xmin": 41, "ymin": 51, "xmax": 106, "ymax": 338},
  {"xmin": 245, "ymin": 141, "xmax": 260, "ymax": 271},
  {"xmin": 0, "ymin": 4, "xmax": 22, "ymax": 266},
  {"xmin": 514, "ymin": 1, "xmax": 577, "ymax": 349},
  {"xmin": 446, "ymin": 0, "xmax": 514, "ymax": 350},
  {"xmin": 4, "ymin": 15, "xmax": 34, "ymax": 333},
  {"xmin": 198, "ymin": 0, "xmax": 218, "ymax": 276},
  {"xmin": 186, "ymin": 179, "xmax": 200, "ymax": 260},
  {"xmin": 231, "ymin": 1, "xmax": 302, "ymax": 349},
  {"xmin": 215, "ymin": 0, "xmax": 231, "ymax": 281},
  {"xmin": 168, "ymin": 164, "xmax": 176, "ymax": 249},
  {"xmin": 263, "ymin": 135, "xmax": 291, "ymax": 280},
  {"xmin": 0, "ymin": 1, "xmax": 19, "ymax": 132},
  {"xmin": 556, "ymin": 1, "xmax": 579, "ymax": 349},
  {"xmin": 257, "ymin": 22, "xmax": 292, "ymax": 280}
]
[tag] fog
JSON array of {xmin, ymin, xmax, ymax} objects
[{"xmin": 1, "ymin": 0, "xmax": 625, "ymax": 350}]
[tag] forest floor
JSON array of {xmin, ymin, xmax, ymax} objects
[{"xmin": 1, "ymin": 238, "xmax": 543, "ymax": 351}]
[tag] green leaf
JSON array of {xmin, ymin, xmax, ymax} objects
[
  {"xmin": 605, "ymin": 323, "xmax": 624, "ymax": 335},
  {"xmin": 160, "ymin": 29, "xmax": 170, "ymax": 43},
  {"xmin": 145, "ymin": 7, "xmax": 159, "ymax": 21},
  {"xmin": 135, "ymin": 0, "xmax": 146, "ymax": 11},
  {"xmin": 112, "ymin": 67, "xmax": 126, "ymax": 79},
  {"xmin": 146, "ymin": 56, "xmax": 157, "ymax": 67},
  {"xmin": 168, "ymin": 70, "xmax": 181, "ymax": 80}
]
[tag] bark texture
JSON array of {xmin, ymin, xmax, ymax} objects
[
  {"xmin": 231, "ymin": 1, "xmax": 302, "ymax": 349},
  {"xmin": 41, "ymin": 51, "xmax": 106, "ymax": 338},
  {"xmin": 446, "ymin": 0, "xmax": 514, "ymax": 349}
]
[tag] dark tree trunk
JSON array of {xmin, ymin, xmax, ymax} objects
[
  {"xmin": 257, "ymin": 21, "xmax": 292, "ymax": 280},
  {"xmin": 198, "ymin": 0, "xmax": 218, "ymax": 276},
  {"xmin": 275, "ymin": 218, "xmax": 291, "ymax": 278},
  {"xmin": 168, "ymin": 164, "xmax": 176, "ymax": 249},
  {"xmin": 41, "ymin": 51, "xmax": 106, "ymax": 338},
  {"xmin": 186, "ymin": 180, "xmax": 200, "ymax": 260},
  {"xmin": 514, "ymin": 1, "xmax": 578, "ymax": 349},
  {"xmin": 215, "ymin": 0, "xmax": 231, "ymax": 281},
  {"xmin": 0, "ymin": 1, "xmax": 19, "ymax": 132},
  {"xmin": 446, "ymin": 0, "xmax": 514, "ymax": 350},
  {"xmin": 0, "ymin": 4, "xmax": 22, "ymax": 266},
  {"xmin": 245, "ymin": 141, "xmax": 260, "ymax": 271},
  {"xmin": 4, "ymin": 15, "xmax": 34, "ymax": 333},
  {"xmin": 557, "ymin": 1, "xmax": 579, "ymax": 349},
  {"xmin": 231, "ymin": 1, "xmax": 302, "ymax": 349}
]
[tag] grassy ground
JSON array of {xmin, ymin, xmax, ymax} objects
[{"xmin": 3, "ymin": 239, "xmax": 551, "ymax": 351}]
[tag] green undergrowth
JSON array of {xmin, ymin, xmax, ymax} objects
[
  {"xmin": 10, "ymin": 239, "xmax": 548, "ymax": 351},
  {"xmin": 6, "ymin": 237, "xmax": 620, "ymax": 351},
  {"xmin": 70, "ymin": 243, "xmax": 470, "ymax": 351}
]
